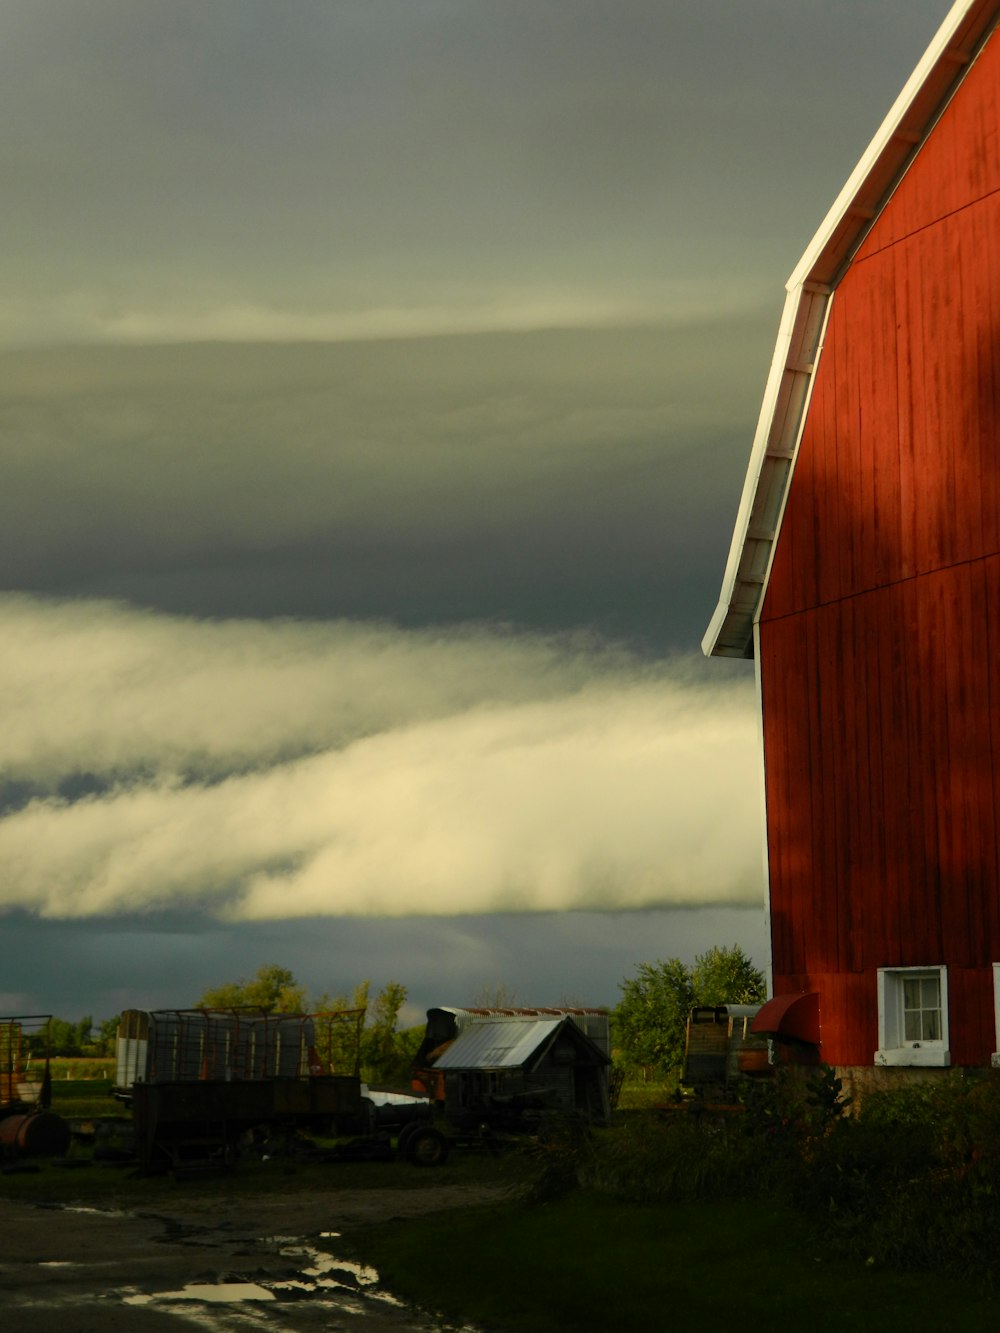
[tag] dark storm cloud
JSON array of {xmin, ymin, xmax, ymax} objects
[
  {"xmin": 0, "ymin": 1, "xmax": 951, "ymax": 343},
  {"xmin": 0, "ymin": 319, "xmax": 774, "ymax": 647},
  {"xmin": 0, "ymin": 1, "xmax": 957, "ymax": 1017},
  {"xmin": 0, "ymin": 907, "xmax": 769, "ymax": 1024}
]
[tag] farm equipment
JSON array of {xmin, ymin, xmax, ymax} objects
[
  {"xmin": 111, "ymin": 1003, "xmax": 615, "ymax": 1173},
  {"xmin": 0, "ymin": 1015, "xmax": 71, "ymax": 1159},
  {"xmin": 681, "ymin": 1004, "xmax": 773, "ymax": 1102},
  {"xmin": 115, "ymin": 1007, "xmax": 366, "ymax": 1173}
]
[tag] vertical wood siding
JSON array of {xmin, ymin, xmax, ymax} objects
[{"xmin": 759, "ymin": 32, "xmax": 1000, "ymax": 1066}]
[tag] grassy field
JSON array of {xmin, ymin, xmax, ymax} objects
[
  {"xmin": 5, "ymin": 1076, "xmax": 999, "ymax": 1331},
  {"xmin": 5, "ymin": 1141, "xmax": 994, "ymax": 1332},
  {"xmin": 46, "ymin": 1057, "xmax": 115, "ymax": 1080},
  {"xmin": 46, "ymin": 1077, "xmax": 124, "ymax": 1119},
  {"xmin": 615, "ymin": 1077, "xmax": 675, "ymax": 1110},
  {"xmin": 345, "ymin": 1193, "xmax": 1000, "ymax": 1333},
  {"xmin": 5, "ymin": 1128, "xmax": 996, "ymax": 1333}
]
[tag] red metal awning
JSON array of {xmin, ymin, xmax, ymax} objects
[{"xmin": 750, "ymin": 992, "xmax": 820, "ymax": 1045}]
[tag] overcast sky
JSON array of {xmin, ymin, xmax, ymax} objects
[{"xmin": 1, "ymin": 0, "xmax": 954, "ymax": 1026}]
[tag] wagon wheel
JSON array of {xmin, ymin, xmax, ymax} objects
[
  {"xmin": 405, "ymin": 1126, "xmax": 450, "ymax": 1167},
  {"xmin": 396, "ymin": 1119, "xmax": 423, "ymax": 1154}
]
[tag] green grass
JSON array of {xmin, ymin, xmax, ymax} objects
[
  {"xmin": 344, "ymin": 1194, "xmax": 1000, "ymax": 1333},
  {"xmin": 47, "ymin": 1078, "xmax": 124, "ymax": 1119},
  {"xmin": 615, "ymin": 1076, "xmax": 676, "ymax": 1110},
  {"xmin": 47, "ymin": 1057, "xmax": 115, "ymax": 1079},
  {"xmin": 7, "ymin": 1063, "xmax": 120, "ymax": 1118}
]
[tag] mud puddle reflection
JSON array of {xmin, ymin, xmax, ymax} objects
[{"xmin": 118, "ymin": 1220, "xmax": 477, "ymax": 1329}]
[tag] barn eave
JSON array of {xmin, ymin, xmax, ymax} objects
[{"xmin": 703, "ymin": 0, "xmax": 1000, "ymax": 661}]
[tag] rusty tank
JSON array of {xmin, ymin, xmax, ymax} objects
[{"xmin": 0, "ymin": 1109, "xmax": 71, "ymax": 1157}]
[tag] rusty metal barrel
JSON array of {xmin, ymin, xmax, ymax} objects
[{"xmin": 0, "ymin": 1110, "xmax": 71, "ymax": 1157}]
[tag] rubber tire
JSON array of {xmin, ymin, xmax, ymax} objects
[
  {"xmin": 396, "ymin": 1119, "xmax": 423, "ymax": 1154},
  {"xmin": 404, "ymin": 1126, "xmax": 450, "ymax": 1167},
  {"xmin": 358, "ymin": 1097, "xmax": 378, "ymax": 1136}
]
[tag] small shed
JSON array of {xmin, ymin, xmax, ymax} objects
[{"xmin": 413, "ymin": 1007, "xmax": 611, "ymax": 1125}]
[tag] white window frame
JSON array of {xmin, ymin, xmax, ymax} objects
[
  {"xmin": 875, "ymin": 966, "xmax": 950, "ymax": 1067},
  {"xmin": 992, "ymin": 964, "xmax": 1000, "ymax": 1068}
]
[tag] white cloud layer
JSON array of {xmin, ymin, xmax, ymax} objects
[
  {"xmin": 1, "ymin": 595, "xmax": 762, "ymax": 920},
  {"xmin": 0, "ymin": 291, "xmax": 677, "ymax": 349}
]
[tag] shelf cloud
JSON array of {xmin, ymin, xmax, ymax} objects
[{"xmin": 0, "ymin": 595, "xmax": 762, "ymax": 920}]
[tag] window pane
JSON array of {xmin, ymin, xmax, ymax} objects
[{"xmin": 883, "ymin": 969, "xmax": 946, "ymax": 1050}]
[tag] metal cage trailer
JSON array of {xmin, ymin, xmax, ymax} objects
[{"xmin": 116, "ymin": 1008, "xmax": 365, "ymax": 1173}]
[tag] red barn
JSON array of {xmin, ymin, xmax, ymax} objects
[{"xmin": 705, "ymin": 1, "xmax": 1000, "ymax": 1085}]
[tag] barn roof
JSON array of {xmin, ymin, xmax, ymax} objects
[
  {"xmin": 431, "ymin": 1005, "xmax": 607, "ymax": 1024},
  {"xmin": 431, "ymin": 1015, "xmax": 609, "ymax": 1071},
  {"xmin": 703, "ymin": 0, "xmax": 1000, "ymax": 660},
  {"xmin": 431, "ymin": 1017, "xmax": 564, "ymax": 1069}
]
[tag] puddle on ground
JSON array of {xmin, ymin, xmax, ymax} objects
[
  {"xmin": 272, "ymin": 1241, "xmax": 405, "ymax": 1307},
  {"xmin": 123, "ymin": 1239, "xmax": 405, "ymax": 1312},
  {"xmin": 127, "ymin": 1282, "xmax": 276, "ymax": 1305},
  {"xmin": 56, "ymin": 1203, "xmax": 132, "ymax": 1218},
  {"xmin": 37, "ymin": 1202, "xmax": 479, "ymax": 1330}
]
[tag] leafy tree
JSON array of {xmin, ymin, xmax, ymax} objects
[
  {"xmin": 692, "ymin": 944, "xmax": 766, "ymax": 1007},
  {"xmin": 312, "ymin": 981, "xmax": 371, "ymax": 1077},
  {"xmin": 615, "ymin": 959, "xmax": 694, "ymax": 1073},
  {"xmin": 312, "ymin": 979, "xmax": 412, "ymax": 1084},
  {"xmin": 362, "ymin": 981, "xmax": 409, "ymax": 1084},
  {"xmin": 43, "ymin": 1016, "xmax": 95, "ymax": 1056},
  {"xmin": 394, "ymin": 1024, "xmax": 426, "ymax": 1070},
  {"xmin": 193, "ymin": 965, "xmax": 412, "ymax": 1085},
  {"xmin": 197, "ymin": 963, "xmax": 307, "ymax": 1014},
  {"xmin": 96, "ymin": 1017, "xmax": 120, "ymax": 1057},
  {"xmin": 615, "ymin": 945, "xmax": 765, "ymax": 1075}
]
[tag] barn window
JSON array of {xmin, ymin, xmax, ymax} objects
[{"xmin": 876, "ymin": 967, "xmax": 950, "ymax": 1067}]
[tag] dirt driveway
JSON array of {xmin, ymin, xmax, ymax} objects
[{"xmin": 0, "ymin": 1184, "xmax": 507, "ymax": 1330}]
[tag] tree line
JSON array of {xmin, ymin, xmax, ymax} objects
[
  {"xmin": 196, "ymin": 964, "xmax": 420, "ymax": 1084},
  {"xmin": 613, "ymin": 944, "xmax": 766, "ymax": 1075},
  {"xmin": 32, "ymin": 944, "xmax": 765, "ymax": 1083},
  {"xmin": 28, "ymin": 965, "xmax": 419, "ymax": 1086}
]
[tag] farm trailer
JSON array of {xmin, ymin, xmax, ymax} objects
[{"xmin": 115, "ymin": 1008, "xmax": 366, "ymax": 1172}]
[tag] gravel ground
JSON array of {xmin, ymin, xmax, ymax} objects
[{"xmin": 0, "ymin": 1184, "xmax": 508, "ymax": 1331}]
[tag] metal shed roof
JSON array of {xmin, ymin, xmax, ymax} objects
[
  {"xmin": 703, "ymin": 0, "xmax": 1000, "ymax": 660},
  {"xmin": 432, "ymin": 1018, "xmax": 563, "ymax": 1070}
]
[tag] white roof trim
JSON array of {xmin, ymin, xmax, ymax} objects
[{"xmin": 704, "ymin": 0, "xmax": 1000, "ymax": 660}]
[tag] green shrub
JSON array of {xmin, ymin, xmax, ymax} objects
[
  {"xmin": 866, "ymin": 1169, "xmax": 1000, "ymax": 1280},
  {"xmin": 522, "ymin": 1113, "xmax": 596, "ymax": 1202},
  {"xmin": 843, "ymin": 1071, "xmax": 1000, "ymax": 1279},
  {"xmin": 588, "ymin": 1109, "xmax": 781, "ymax": 1203},
  {"xmin": 575, "ymin": 1069, "xmax": 1000, "ymax": 1285}
]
